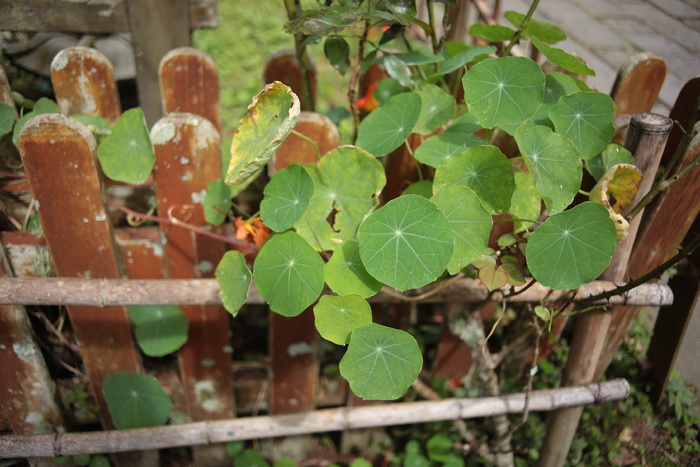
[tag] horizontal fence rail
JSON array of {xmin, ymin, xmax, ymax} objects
[
  {"xmin": 0, "ymin": 277, "xmax": 673, "ymax": 307},
  {"xmin": 0, "ymin": 379, "xmax": 630, "ymax": 458}
]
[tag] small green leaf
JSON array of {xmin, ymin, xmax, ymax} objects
[
  {"xmin": 203, "ymin": 179, "xmax": 231, "ymax": 225},
  {"xmin": 253, "ymin": 231, "xmax": 325, "ymax": 317},
  {"xmin": 227, "ymin": 82, "xmax": 300, "ymax": 184},
  {"xmin": 372, "ymin": 78, "xmax": 410, "ymax": 105},
  {"xmin": 478, "ymin": 264, "xmax": 508, "ymax": 291},
  {"xmin": 13, "ymin": 97, "xmax": 59, "ymax": 146},
  {"xmin": 531, "ymin": 38, "xmax": 595, "ymax": 76},
  {"xmin": 426, "ymin": 434, "xmax": 456, "ymax": 462},
  {"xmin": 504, "ymin": 11, "xmax": 567, "ymax": 44},
  {"xmin": 236, "ymin": 449, "xmax": 270, "ymax": 467},
  {"xmin": 402, "ymin": 180, "xmax": 433, "ymax": 198},
  {"xmin": 99, "ymin": 108, "xmax": 154, "ymax": 184},
  {"xmin": 129, "ymin": 305, "xmax": 188, "ymax": 357},
  {"xmin": 0, "ymin": 103, "xmax": 16, "ymax": 139},
  {"xmin": 425, "ymin": 45, "xmax": 497, "ymax": 81},
  {"xmin": 359, "ymin": 195, "xmax": 453, "ymax": 291},
  {"xmin": 549, "ymin": 91, "xmax": 615, "ymax": 160},
  {"xmin": 534, "ymin": 305, "xmax": 551, "ymax": 321},
  {"xmin": 413, "ymin": 131, "xmax": 488, "ymax": 168},
  {"xmin": 462, "ymin": 56, "xmax": 545, "ymax": 135},
  {"xmin": 414, "ymin": 84, "xmax": 456, "ymax": 135},
  {"xmin": 325, "ymin": 240, "xmax": 383, "ymax": 298},
  {"xmin": 324, "ymin": 37, "xmax": 350, "ymax": 75},
  {"xmin": 431, "ymin": 185, "xmax": 492, "ymax": 274},
  {"xmin": 261, "ymin": 164, "xmax": 314, "ymax": 232},
  {"xmin": 102, "ymin": 372, "xmax": 172, "ymax": 429},
  {"xmin": 356, "ymin": 92, "xmax": 421, "ymax": 157},
  {"xmin": 314, "ymin": 294, "xmax": 372, "ymax": 345},
  {"xmin": 381, "ymin": 54, "xmax": 415, "ymax": 88},
  {"xmin": 88, "ymin": 455, "xmax": 110, "ymax": 467},
  {"xmin": 509, "ymin": 171, "xmax": 542, "ymax": 233},
  {"xmin": 433, "ymin": 145, "xmax": 516, "ymax": 215},
  {"xmin": 501, "ymin": 262, "xmax": 525, "ymax": 286},
  {"xmin": 73, "ymin": 454, "xmax": 91, "ymax": 466},
  {"xmin": 215, "ymin": 251, "xmax": 253, "ymax": 317},
  {"xmin": 586, "ymin": 143, "xmax": 635, "ymax": 180},
  {"xmin": 468, "ymin": 22, "xmax": 516, "ymax": 42},
  {"xmin": 295, "ymin": 146, "xmax": 385, "ymax": 251},
  {"xmin": 339, "ymin": 323, "xmax": 423, "ymax": 400},
  {"xmin": 393, "ymin": 50, "xmax": 444, "ymax": 66},
  {"xmin": 514, "ymin": 123, "xmax": 582, "ymax": 214},
  {"xmin": 526, "ymin": 202, "xmax": 617, "ymax": 290},
  {"xmin": 73, "ymin": 114, "xmax": 112, "ymax": 143},
  {"xmin": 284, "ymin": 6, "xmax": 353, "ymax": 35}
]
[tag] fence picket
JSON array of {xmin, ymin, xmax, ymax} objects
[
  {"xmin": 610, "ymin": 53, "xmax": 666, "ymax": 116},
  {"xmin": 50, "ymin": 47, "xmax": 121, "ymax": 123},
  {"xmin": 18, "ymin": 114, "xmax": 143, "ymax": 429}
]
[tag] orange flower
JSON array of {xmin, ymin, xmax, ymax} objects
[
  {"xmin": 234, "ymin": 216, "xmax": 270, "ymax": 248},
  {"xmin": 356, "ymin": 82, "xmax": 380, "ymax": 111}
]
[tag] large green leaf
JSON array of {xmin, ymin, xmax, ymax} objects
[
  {"xmin": 462, "ymin": 56, "xmax": 545, "ymax": 134},
  {"xmin": 549, "ymin": 91, "xmax": 615, "ymax": 160},
  {"xmin": 226, "ymin": 82, "xmax": 300, "ymax": 184},
  {"xmin": 215, "ymin": 250, "xmax": 252, "ymax": 317},
  {"xmin": 531, "ymin": 38, "xmax": 595, "ymax": 76},
  {"xmin": 99, "ymin": 108, "xmax": 155, "ymax": 184},
  {"xmin": 526, "ymin": 202, "xmax": 617, "ymax": 290},
  {"xmin": 339, "ymin": 323, "xmax": 422, "ymax": 400},
  {"xmin": 102, "ymin": 372, "xmax": 172, "ymax": 429},
  {"xmin": 253, "ymin": 231, "xmax": 325, "ymax": 317},
  {"xmin": 514, "ymin": 123, "xmax": 581, "ymax": 214},
  {"xmin": 509, "ymin": 171, "xmax": 542, "ymax": 233},
  {"xmin": 129, "ymin": 305, "xmax": 188, "ymax": 357},
  {"xmin": 356, "ymin": 92, "xmax": 421, "ymax": 156},
  {"xmin": 413, "ymin": 84, "xmax": 456, "ymax": 135},
  {"xmin": 325, "ymin": 240, "xmax": 383, "ymax": 298},
  {"xmin": 261, "ymin": 164, "xmax": 314, "ymax": 232},
  {"xmin": 295, "ymin": 146, "xmax": 385, "ymax": 251},
  {"xmin": 431, "ymin": 185, "xmax": 492, "ymax": 274},
  {"xmin": 358, "ymin": 195, "xmax": 453, "ymax": 291},
  {"xmin": 313, "ymin": 294, "xmax": 372, "ymax": 345},
  {"xmin": 203, "ymin": 179, "xmax": 231, "ymax": 225},
  {"xmin": 433, "ymin": 145, "xmax": 516, "ymax": 215},
  {"xmin": 413, "ymin": 131, "xmax": 488, "ymax": 168}
]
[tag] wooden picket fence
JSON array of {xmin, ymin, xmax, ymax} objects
[{"xmin": 0, "ymin": 42, "xmax": 698, "ymax": 467}]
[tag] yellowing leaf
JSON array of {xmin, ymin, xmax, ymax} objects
[
  {"xmin": 590, "ymin": 163, "xmax": 642, "ymax": 240},
  {"xmin": 226, "ymin": 82, "xmax": 300, "ymax": 185}
]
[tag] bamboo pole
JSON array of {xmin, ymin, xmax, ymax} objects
[
  {"xmin": 0, "ymin": 277, "xmax": 672, "ymax": 307},
  {"xmin": 0, "ymin": 379, "xmax": 630, "ymax": 459}
]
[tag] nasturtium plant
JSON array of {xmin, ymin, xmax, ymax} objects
[
  {"xmin": 339, "ymin": 323, "xmax": 423, "ymax": 400},
  {"xmin": 215, "ymin": 251, "xmax": 252, "ymax": 317},
  {"xmin": 413, "ymin": 84, "xmax": 456, "ymax": 135},
  {"xmin": 226, "ymin": 81, "xmax": 300, "ymax": 185},
  {"xmin": 358, "ymin": 195, "xmax": 453, "ymax": 291},
  {"xmin": 98, "ymin": 108, "xmax": 155, "ymax": 184},
  {"xmin": 356, "ymin": 91, "xmax": 421, "ymax": 156},
  {"xmin": 526, "ymin": 202, "xmax": 617, "ymax": 290},
  {"xmin": 509, "ymin": 171, "xmax": 542, "ymax": 233},
  {"xmin": 413, "ymin": 130, "xmax": 487, "ymax": 168},
  {"xmin": 260, "ymin": 164, "xmax": 314, "ymax": 232},
  {"xmin": 203, "ymin": 179, "xmax": 231, "ymax": 225},
  {"xmin": 102, "ymin": 372, "xmax": 172, "ymax": 429},
  {"xmin": 129, "ymin": 305, "xmax": 188, "ymax": 357},
  {"xmin": 313, "ymin": 294, "xmax": 372, "ymax": 345},
  {"xmin": 253, "ymin": 231, "xmax": 325, "ymax": 317},
  {"xmin": 324, "ymin": 240, "xmax": 383, "ymax": 298}
]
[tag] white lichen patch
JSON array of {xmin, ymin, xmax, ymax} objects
[
  {"xmin": 197, "ymin": 260, "xmax": 214, "ymax": 274},
  {"xmin": 194, "ymin": 380, "xmax": 223, "ymax": 412},
  {"xmin": 190, "ymin": 189, "xmax": 207, "ymax": 203},
  {"xmin": 94, "ymin": 212, "xmax": 107, "ymax": 222},
  {"xmin": 150, "ymin": 121, "xmax": 177, "ymax": 146},
  {"xmin": 51, "ymin": 53, "xmax": 69, "ymax": 71},
  {"xmin": 13, "ymin": 341, "xmax": 37, "ymax": 362},
  {"xmin": 201, "ymin": 358, "xmax": 216, "ymax": 367},
  {"xmin": 180, "ymin": 157, "xmax": 190, "ymax": 165},
  {"xmin": 287, "ymin": 341, "xmax": 313, "ymax": 357}
]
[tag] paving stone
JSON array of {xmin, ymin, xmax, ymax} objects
[
  {"xmin": 626, "ymin": 32, "xmax": 700, "ymax": 82},
  {"xmin": 648, "ymin": 0, "xmax": 700, "ymax": 17},
  {"xmin": 618, "ymin": 3, "xmax": 700, "ymax": 54}
]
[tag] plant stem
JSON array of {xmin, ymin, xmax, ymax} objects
[
  {"xmin": 626, "ymin": 151, "xmax": 700, "ymax": 222},
  {"xmin": 349, "ymin": 20, "xmax": 370, "ymax": 142},
  {"xmin": 284, "ymin": 0, "xmax": 315, "ymax": 111},
  {"xmin": 290, "ymin": 129, "xmax": 321, "ymax": 160},
  {"xmin": 502, "ymin": 0, "xmax": 541, "ymax": 57},
  {"xmin": 426, "ymin": 0, "xmax": 440, "ymax": 55},
  {"xmin": 577, "ymin": 233, "xmax": 700, "ymax": 306}
]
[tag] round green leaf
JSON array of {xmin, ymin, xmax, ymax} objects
[
  {"xmin": 314, "ymin": 294, "xmax": 372, "ymax": 345},
  {"xmin": 431, "ymin": 185, "xmax": 492, "ymax": 274},
  {"xmin": 358, "ymin": 195, "xmax": 453, "ymax": 291},
  {"xmin": 509, "ymin": 171, "xmax": 542, "ymax": 233},
  {"xmin": 129, "ymin": 305, "xmax": 188, "ymax": 357},
  {"xmin": 414, "ymin": 131, "xmax": 488, "ymax": 168},
  {"xmin": 261, "ymin": 164, "xmax": 314, "ymax": 232},
  {"xmin": 98, "ymin": 108, "xmax": 154, "ymax": 184},
  {"xmin": 549, "ymin": 91, "xmax": 615, "ymax": 160},
  {"xmin": 295, "ymin": 146, "xmax": 385, "ymax": 251},
  {"xmin": 226, "ymin": 82, "xmax": 300, "ymax": 184},
  {"xmin": 526, "ymin": 202, "xmax": 617, "ymax": 290},
  {"xmin": 203, "ymin": 179, "xmax": 231, "ymax": 225},
  {"xmin": 339, "ymin": 323, "xmax": 422, "ymax": 400},
  {"xmin": 215, "ymin": 250, "xmax": 253, "ymax": 317},
  {"xmin": 102, "ymin": 372, "xmax": 172, "ymax": 429},
  {"xmin": 325, "ymin": 240, "xmax": 383, "ymax": 298},
  {"xmin": 514, "ymin": 123, "xmax": 582, "ymax": 214},
  {"xmin": 433, "ymin": 145, "xmax": 515, "ymax": 215},
  {"xmin": 462, "ymin": 56, "xmax": 545, "ymax": 135},
  {"xmin": 253, "ymin": 231, "xmax": 325, "ymax": 317},
  {"xmin": 414, "ymin": 84, "xmax": 456, "ymax": 135},
  {"xmin": 356, "ymin": 92, "xmax": 421, "ymax": 157}
]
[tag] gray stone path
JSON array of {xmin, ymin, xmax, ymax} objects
[{"xmin": 503, "ymin": 0, "xmax": 700, "ymax": 112}]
